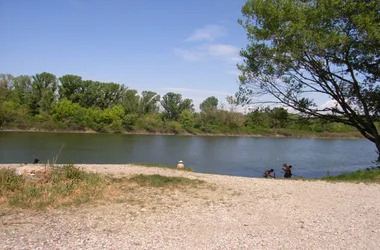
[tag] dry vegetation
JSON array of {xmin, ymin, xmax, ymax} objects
[{"xmin": 0, "ymin": 165, "xmax": 209, "ymax": 210}]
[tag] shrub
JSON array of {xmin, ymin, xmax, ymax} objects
[{"xmin": 165, "ymin": 120, "xmax": 184, "ymax": 134}]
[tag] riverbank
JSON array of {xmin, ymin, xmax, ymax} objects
[
  {"xmin": 0, "ymin": 128, "xmax": 364, "ymax": 140},
  {"xmin": 1, "ymin": 164, "xmax": 379, "ymax": 249}
]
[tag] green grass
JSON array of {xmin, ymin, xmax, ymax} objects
[
  {"xmin": 131, "ymin": 163, "xmax": 194, "ymax": 172},
  {"xmin": 129, "ymin": 174, "xmax": 204, "ymax": 187},
  {"xmin": 322, "ymin": 169, "xmax": 380, "ymax": 183},
  {"xmin": 0, "ymin": 168, "xmax": 25, "ymax": 195},
  {"xmin": 1, "ymin": 165, "xmax": 206, "ymax": 210},
  {"xmin": 1, "ymin": 164, "xmax": 107, "ymax": 210}
]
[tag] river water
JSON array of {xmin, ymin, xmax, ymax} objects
[{"xmin": 0, "ymin": 132, "xmax": 377, "ymax": 178}]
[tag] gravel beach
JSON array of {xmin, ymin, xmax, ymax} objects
[{"xmin": 1, "ymin": 164, "xmax": 379, "ymax": 250}]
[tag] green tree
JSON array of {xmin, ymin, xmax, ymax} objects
[
  {"xmin": 216, "ymin": 110, "xmax": 246, "ymax": 132},
  {"xmin": 13, "ymin": 75, "xmax": 32, "ymax": 105},
  {"xmin": 0, "ymin": 74, "xmax": 14, "ymax": 103},
  {"xmin": 84, "ymin": 107, "xmax": 103, "ymax": 131},
  {"xmin": 58, "ymin": 74, "xmax": 82, "ymax": 102},
  {"xmin": 84, "ymin": 105, "xmax": 126, "ymax": 132},
  {"xmin": 52, "ymin": 99, "xmax": 86, "ymax": 129},
  {"xmin": 245, "ymin": 107, "xmax": 268, "ymax": 129},
  {"xmin": 198, "ymin": 97, "xmax": 219, "ymax": 129},
  {"xmin": 98, "ymin": 82, "xmax": 126, "ymax": 109},
  {"xmin": 135, "ymin": 113, "xmax": 163, "ymax": 132},
  {"xmin": 179, "ymin": 110, "xmax": 195, "ymax": 130},
  {"xmin": 67, "ymin": 80, "xmax": 125, "ymax": 109},
  {"xmin": 30, "ymin": 72, "xmax": 58, "ymax": 114},
  {"xmin": 139, "ymin": 91, "xmax": 160, "ymax": 114},
  {"xmin": 77, "ymin": 80, "xmax": 101, "ymax": 108},
  {"xmin": 0, "ymin": 101, "xmax": 20, "ymax": 127},
  {"xmin": 161, "ymin": 92, "xmax": 194, "ymax": 120},
  {"xmin": 238, "ymin": 0, "xmax": 380, "ymax": 160},
  {"xmin": 200, "ymin": 96, "xmax": 219, "ymax": 112},
  {"xmin": 101, "ymin": 105, "xmax": 125, "ymax": 132},
  {"xmin": 122, "ymin": 89, "xmax": 139, "ymax": 114},
  {"xmin": 268, "ymin": 107, "xmax": 288, "ymax": 129}
]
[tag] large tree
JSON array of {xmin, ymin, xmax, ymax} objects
[
  {"xmin": 0, "ymin": 74, "xmax": 14, "ymax": 104},
  {"xmin": 13, "ymin": 75, "xmax": 32, "ymax": 105},
  {"xmin": 58, "ymin": 74, "xmax": 83, "ymax": 102},
  {"xmin": 237, "ymin": 0, "xmax": 380, "ymax": 160},
  {"xmin": 121, "ymin": 89, "xmax": 139, "ymax": 114},
  {"xmin": 30, "ymin": 72, "xmax": 58, "ymax": 114},
  {"xmin": 200, "ymin": 96, "xmax": 219, "ymax": 112},
  {"xmin": 161, "ymin": 92, "xmax": 194, "ymax": 121},
  {"xmin": 139, "ymin": 91, "xmax": 161, "ymax": 114},
  {"xmin": 97, "ymin": 82, "xmax": 126, "ymax": 109}
]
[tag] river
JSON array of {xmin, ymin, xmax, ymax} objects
[{"xmin": 0, "ymin": 132, "xmax": 377, "ymax": 178}]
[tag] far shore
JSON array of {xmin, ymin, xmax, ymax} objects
[{"xmin": 0, "ymin": 128, "xmax": 364, "ymax": 140}]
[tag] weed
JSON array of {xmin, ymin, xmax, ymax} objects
[
  {"xmin": 0, "ymin": 168, "xmax": 25, "ymax": 195},
  {"xmin": 2, "ymin": 164, "xmax": 107, "ymax": 210},
  {"xmin": 1, "ymin": 165, "xmax": 208, "ymax": 211}
]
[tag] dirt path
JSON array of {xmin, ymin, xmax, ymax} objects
[{"xmin": 1, "ymin": 164, "xmax": 379, "ymax": 249}]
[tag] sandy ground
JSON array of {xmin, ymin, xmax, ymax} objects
[{"xmin": 1, "ymin": 164, "xmax": 379, "ymax": 250}]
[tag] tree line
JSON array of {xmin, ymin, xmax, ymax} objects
[{"xmin": 0, "ymin": 72, "xmax": 359, "ymax": 136}]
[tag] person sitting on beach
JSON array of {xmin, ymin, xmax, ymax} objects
[
  {"xmin": 282, "ymin": 163, "xmax": 292, "ymax": 178},
  {"xmin": 177, "ymin": 160, "xmax": 184, "ymax": 169},
  {"xmin": 263, "ymin": 169, "xmax": 275, "ymax": 178}
]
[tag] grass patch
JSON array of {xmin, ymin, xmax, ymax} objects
[
  {"xmin": 322, "ymin": 169, "xmax": 380, "ymax": 184},
  {"xmin": 0, "ymin": 168, "xmax": 25, "ymax": 195},
  {"xmin": 129, "ymin": 174, "xmax": 204, "ymax": 187},
  {"xmin": 1, "ymin": 164, "xmax": 108, "ymax": 210},
  {"xmin": 1, "ymin": 165, "xmax": 208, "ymax": 211},
  {"xmin": 131, "ymin": 163, "xmax": 194, "ymax": 172}
]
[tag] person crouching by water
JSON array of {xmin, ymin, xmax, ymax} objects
[
  {"xmin": 263, "ymin": 169, "xmax": 275, "ymax": 178},
  {"xmin": 282, "ymin": 163, "xmax": 292, "ymax": 178},
  {"xmin": 177, "ymin": 160, "xmax": 184, "ymax": 169}
]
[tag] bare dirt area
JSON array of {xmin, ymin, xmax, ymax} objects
[{"xmin": 1, "ymin": 164, "xmax": 379, "ymax": 249}]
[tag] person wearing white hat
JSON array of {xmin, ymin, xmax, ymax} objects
[{"xmin": 177, "ymin": 160, "xmax": 184, "ymax": 169}]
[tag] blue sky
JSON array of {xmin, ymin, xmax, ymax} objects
[{"xmin": 1, "ymin": 0, "xmax": 250, "ymax": 108}]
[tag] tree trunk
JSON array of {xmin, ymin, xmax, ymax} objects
[{"xmin": 375, "ymin": 135, "xmax": 380, "ymax": 162}]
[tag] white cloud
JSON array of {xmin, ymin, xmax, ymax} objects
[
  {"xmin": 185, "ymin": 25, "xmax": 227, "ymax": 42},
  {"xmin": 162, "ymin": 87, "xmax": 233, "ymax": 96},
  {"xmin": 175, "ymin": 24, "xmax": 242, "ymax": 75},
  {"xmin": 207, "ymin": 44, "xmax": 238, "ymax": 57},
  {"xmin": 173, "ymin": 48, "xmax": 203, "ymax": 61},
  {"xmin": 319, "ymin": 100, "xmax": 338, "ymax": 110},
  {"xmin": 173, "ymin": 43, "xmax": 239, "ymax": 61}
]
